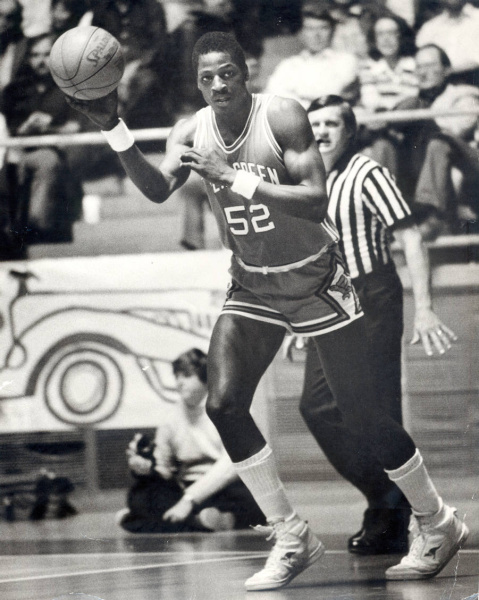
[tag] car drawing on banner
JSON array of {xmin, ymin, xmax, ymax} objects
[{"xmin": 0, "ymin": 252, "xmax": 230, "ymax": 427}]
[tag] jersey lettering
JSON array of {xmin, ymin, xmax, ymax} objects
[
  {"xmin": 251, "ymin": 204, "xmax": 275, "ymax": 233},
  {"xmin": 225, "ymin": 204, "xmax": 275, "ymax": 235},
  {"xmin": 233, "ymin": 162, "xmax": 279, "ymax": 185}
]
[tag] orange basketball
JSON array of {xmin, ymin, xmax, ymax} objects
[{"xmin": 49, "ymin": 26, "xmax": 124, "ymax": 100}]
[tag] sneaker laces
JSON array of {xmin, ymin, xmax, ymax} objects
[
  {"xmin": 402, "ymin": 513, "xmax": 445, "ymax": 566},
  {"xmin": 252, "ymin": 521, "xmax": 298, "ymax": 571},
  {"xmin": 403, "ymin": 518, "xmax": 426, "ymax": 564},
  {"xmin": 252, "ymin": 522, "xmax": 277, "ymax": 541}
]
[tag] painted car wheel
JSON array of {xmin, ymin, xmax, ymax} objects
[{"xmin": 42, "ymin": 342, "xmax": 124, "ymax": 425}]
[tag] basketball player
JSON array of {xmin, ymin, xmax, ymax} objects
[
  {"xmin": 282, "ymin": 95, "xmax": 457, "ymax": 557},
  {"xmin": 67, "ymin": 32, "xmax": 468, "ymax": 590}
]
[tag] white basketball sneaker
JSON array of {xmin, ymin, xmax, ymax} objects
[
  {"xmin": 245, "ymin": 518, "xmax": 325, "ymax": 591},
  {"xmin": 386, "ymin": 505, "xmax": 469, "ymax": 580}
]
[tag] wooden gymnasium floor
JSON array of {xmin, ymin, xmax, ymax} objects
[{"xmin": 0, "ymin": 480, "xmax": 477, "ymax": 600}]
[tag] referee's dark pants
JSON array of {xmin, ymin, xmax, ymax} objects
[{"xmin": 300, "ymin": 262, "xmax": 410, "ymax": 534}]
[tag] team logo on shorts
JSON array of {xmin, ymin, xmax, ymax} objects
[
  {"xmin": 329, "ymin": 273, "xmax": 353, "ymax": 300},
  {"xmin": 328, "ymin": 261, "xmax": 362, "ymax": 316}
]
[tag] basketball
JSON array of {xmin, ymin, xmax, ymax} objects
[{"xmin": 49, "ymin": 26, "xmax": 124, "ymax": 100}]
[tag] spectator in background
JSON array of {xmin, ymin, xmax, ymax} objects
[
  {"xmin": 392, "ymin": 44, "xmax": 479, "ymax": 239},
  {"xmin": 328, "ymin": 0, "xmax": 397, "ymax": 62},
  {"xmin": 2, "ymin": 33, "xmax": 84, "ymax": 244},
  {"xmin": 361, "ymin": 14, "xmax": 417, "ymax": 112},
  {"xmin": 117, "ymin": 348, "xmax": 264, "ymax": 534},
  {"xmin": 89, "ymin": 0, "xmax": 167, "ymax": 59},
  {"xmin": 17, "ymin": 0, "xmax": 51, "ymax": 37},
  {"xmin": 0, "ymin": 0, "xmax": 27, "ymax": 96},
  {"xmin": 356, "ymin": 13, "xmax": 417, "ymax": 171},
  {"xmin": 416, "ymin": 0, "xmax": 479, "ymax": 85},
  {"xmin": 266, "ymin": 2, "xmax": 360, "ymax": 108},
  {"xmin": 89, "ymin": 0, "xmax": 172, "ymax": 132},
  {"xmin": 67, "ymin": 0, "xmax": 173, "ymax": 189},
  {"xmin": 50, "ymin": 0, "xmax": 90, "ymax": 38}
]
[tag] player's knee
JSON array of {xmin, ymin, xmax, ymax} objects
[{"xmin": 206, "ymin": 386, "xmax": 246, "ymax": 429}]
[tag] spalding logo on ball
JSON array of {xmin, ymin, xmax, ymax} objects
[{"xmin": 50, "ymin": 26, "xmax": 124, "ymax": 100}]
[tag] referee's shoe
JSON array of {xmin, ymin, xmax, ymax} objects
[
  {"xmin": 386, "ymin": 504, "xmax": 469, "ymax": 580},
  {"xmin": 245, "ymin": 518, "xmax": 324, "ymax": 590}
]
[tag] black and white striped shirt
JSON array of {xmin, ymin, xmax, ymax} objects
[{"xmin": 327, "ymin": 152, "xmax": 411, "ymax": 279}]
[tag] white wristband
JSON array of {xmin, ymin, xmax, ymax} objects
[
  {"xmin": 101, "ymin": 118, "xmax": 135, "ymax": 152},
  {"xmin": 230, "ymin": 170, "xmax": 261, "ymax": 199}
]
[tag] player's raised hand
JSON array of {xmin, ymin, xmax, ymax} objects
[
  {"xmin": 410, "ymin": 307, "xmax": 457, "ymax": 356},
  {"xmin": 64, "ymin": 89, "xmax": 120, "ymax": 131},
  {"xmin": 180, "ymin": 147, "xmax": 235, "ymax": 187}
]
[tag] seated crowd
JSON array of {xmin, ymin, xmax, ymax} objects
[{"xmin": 0, "ymin": 0, "xmax": 478, "ymax": 260}]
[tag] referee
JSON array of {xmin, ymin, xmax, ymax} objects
[{"xmin": 287, "ymin": 95, "xmax": 457, "ymax": 555}]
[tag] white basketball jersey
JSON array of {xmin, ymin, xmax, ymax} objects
[{"xmin": 194, "ymin": 94, "xmax": 338, "ymax": 266}]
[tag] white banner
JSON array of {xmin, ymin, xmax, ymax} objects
[{"xmin": 0, "ymin": 250, "xmax": 232, "ymax": 432}]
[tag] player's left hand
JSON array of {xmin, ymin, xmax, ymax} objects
[
  {"xmin": 162, "ymin": 497, "xmax": 194, "ymax": 523},
  {"xmin": 411, "ymin": 308, "xmax": 457, "ymax": 356},
  {"xmin": 179, "ymin": 147, "xmax": 235, "ymax": 187}
]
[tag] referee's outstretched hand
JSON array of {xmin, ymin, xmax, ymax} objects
[{"xmin": 410, "ymin": 308, "xmax": 457, "ymax": 356}]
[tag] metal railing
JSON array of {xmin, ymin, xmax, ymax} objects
[
  {"xmin": 2, "ymin": 106, "xmax": 478, "ymax": 255},
  {"xmin": 0, "ymin": 107, "xmax": 478, "ymax": 148}
]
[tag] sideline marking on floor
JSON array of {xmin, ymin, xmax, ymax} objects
[
  {"xmin": 0, "ymin": 554, "xmax": 268, "ymax": 584},
  {"xmin": 0, "ymin": 550, "xmax": 267, "ymax": 559},
  {"xmin": 0, "ymin": 550, "xmax": 475, "ymax": 584}
]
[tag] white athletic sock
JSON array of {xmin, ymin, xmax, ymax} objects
[
  {"xmin": 233, "ymin": 444, "xmax": 298, "ymax": 523},
  {"xmin": 385, "ymin": 449, "xmax": 443, "ymax": 517}
]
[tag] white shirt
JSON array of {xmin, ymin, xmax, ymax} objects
[
  {"xmin": 432, "ymin": 83, "xmax": 479, "ymax": 139},
  {"xmin": 416, "ymin": 4, "xmax": 479, "ymax": 73},
  {"xmin": 152, "ymin": 400, "xmax": 236, "ymax": 504},
  {"xmin": 18, "ymin": 0, "xmax": 51, "ymax": 37},
  {"xmin": 266, "ymin": 48, "xmax": 359, "ymax": 108},
  {"xmin": 360, "ymin": 56, "xmax": 418, "ymax": 112}
]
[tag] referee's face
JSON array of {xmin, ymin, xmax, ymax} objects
[{"xmin": 308, "ymin": 106, "xmax": 351, "ymax": 168}]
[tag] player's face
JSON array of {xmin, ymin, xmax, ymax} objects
[
  {"xmin": 28, "ymin": 37, "xmax": 53, "ymax": 78},
  {"xmin": 374, "ymin": 18, "xmax": 401, "ymax": 59},
  {"xmin": 308, "ymin": 105, "xmax": 351, "ymax": 164},
  {"xmin": 197, "ymin": 51, "xmax": 249, "ymax": 113},
  {"xmin": 175, "ymin": 373, "xmax": 206, "ymax": 408},
  {"xmin": 301, "ymin": 17, "xmax": 334, "ymax": 54},
  {"xmin": 416, "ymin": 47, "xmax": 448, "ymax": 90}
]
